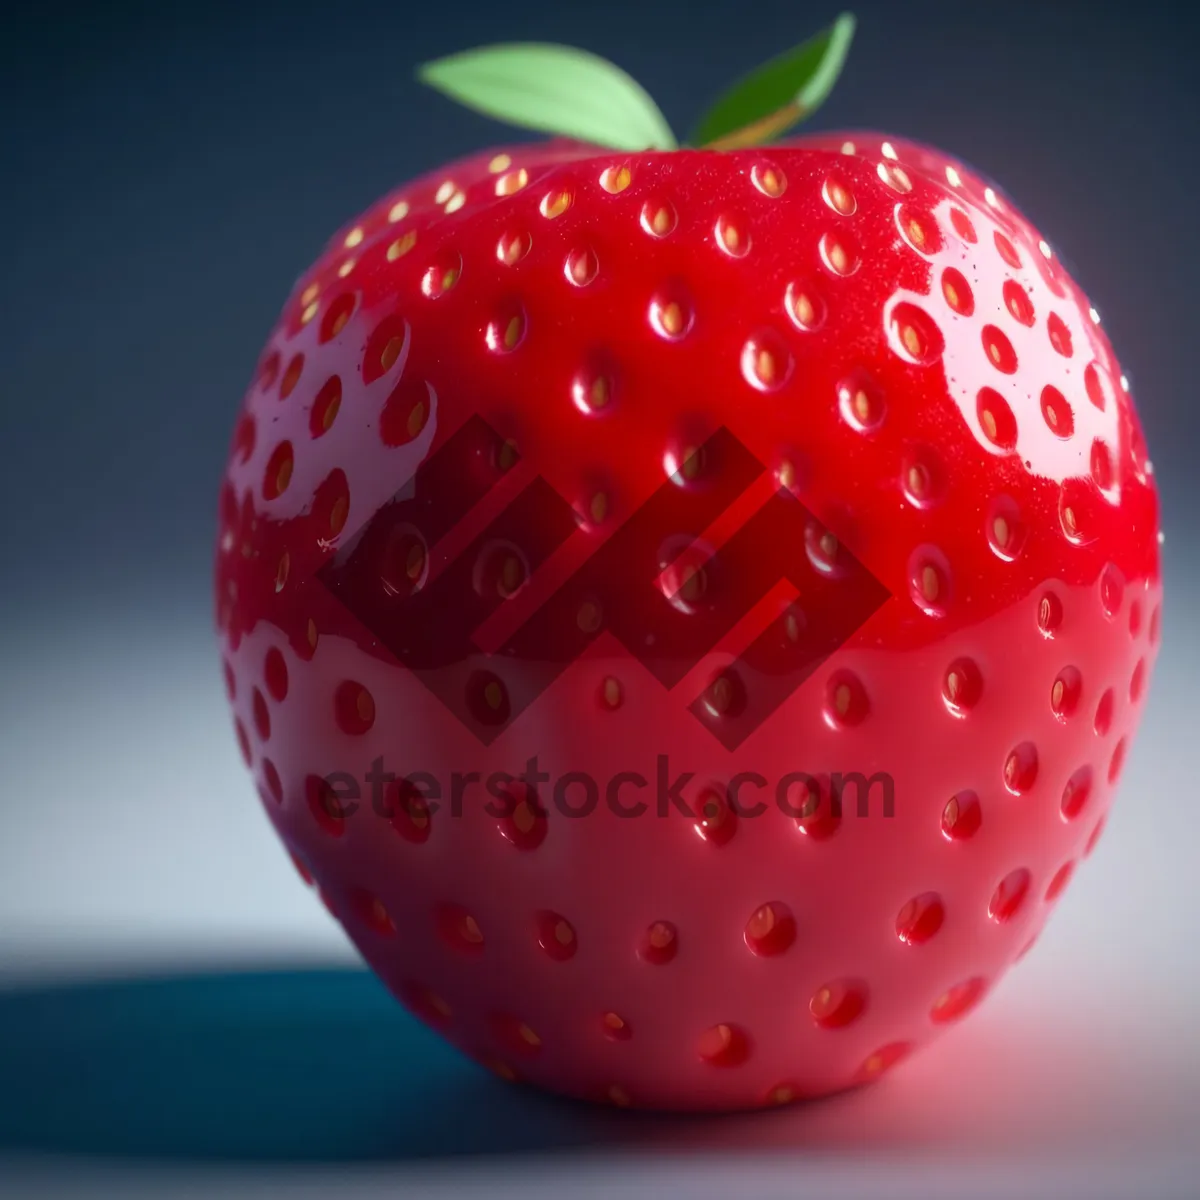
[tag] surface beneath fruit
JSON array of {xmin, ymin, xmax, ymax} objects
[{"xmin": 3, "ymin": 580, "xmax": 1194, "ymax": 1193}]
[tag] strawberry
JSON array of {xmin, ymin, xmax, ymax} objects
[{"xmin": 216, "ymin": 14, "xmax": 1162, "ymax": 1112}]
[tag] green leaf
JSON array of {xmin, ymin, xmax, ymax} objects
[
  {"xmin": 417, "ymin": 43, "xmax": 677, "ymax": 152},
  {"xmin": 688, "ymin": 13, "xmax": 857, "ymax": 148}
]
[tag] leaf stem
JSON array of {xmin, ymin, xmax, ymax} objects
[{"xmin": 703, "ymin": 102, "xmax": 806, "ymax": 151}]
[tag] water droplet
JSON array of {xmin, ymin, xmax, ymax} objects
[
  {"xmin": 741, "ymin": 332, "xmax": 793, "ymax": 392},
  {"xmin": 640, "ymin": 200, "xmax": 677, "ymax": 238},
  {"xmin": 785, "ymin": 281, "xmax": 825, "ymax": 330},
  {"xmin": 715, "ymin": 214, "xmax": 750, "ymax": 257},
  {"xmin": 495, "ymin": 168, "xmax": 529, "ymax": 197},
  {"xmin": 540, "ymin": 188, "xmax": 572, "ymax": 219},
  {"xmin": 838, "ymin": 374, "xmax": 885, "ymax": 432},
  {"xmin": 751, "ymin": 162, "xmax": 787, "ymax": 197},
  {"xmin": 649, "ymin": 293, "xmax": 693, "ymax": 340},
  {"xmin": 1040, "ymin": 385, "xmax": 1073, "ymax": 436},
  {"xmin": 486, "ymin": 307, "xmax": 527, "ymax": 352},
  {"xmin": 600, "ymin": 163, "xmax": 632, "ymax": 193},
  {"xmin": 820, "ymin": 231, "xmax": 859, "ymax": 275},
  {"xmin": 888, "ymin": 302, "xmax": 944, "ymax": 364},
  {"xmin": 822, "ymin": 176, "xmax": 855, "ymax": 215},
  {"xmin": 564, "ymin": 246, "xmax": 598, "ymax": 286}
]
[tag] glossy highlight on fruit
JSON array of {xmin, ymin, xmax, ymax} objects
[{"xmin": 215, "ymin": 17, "xmax": 1162, "ymax": 1112}]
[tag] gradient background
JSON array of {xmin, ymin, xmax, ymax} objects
[{"xmin": 2, "ymin": 0, "xmax": 1198, "ymax": 1196}]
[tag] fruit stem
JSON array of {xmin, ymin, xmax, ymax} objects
[
  {"xmin": 703, "ymin": 103, "xmax": 806, "ymax": 151},
  {"xmin": 417, "ymin": 15, "xmax": 855, "ymax": 154}
]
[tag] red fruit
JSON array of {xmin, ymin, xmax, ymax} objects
[{"xmin": 215, "ymin": 21, "xmax": 1161, "ymax": 1111}]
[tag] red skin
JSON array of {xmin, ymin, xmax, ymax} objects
[{"xmin": 216, "ymin": 133, "xmax": 1161, "ymax": 1110}]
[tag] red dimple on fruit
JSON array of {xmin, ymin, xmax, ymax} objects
[{"xmin": 215, "ymin": 132, "xmax": 1161, "ymax": 1111}]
